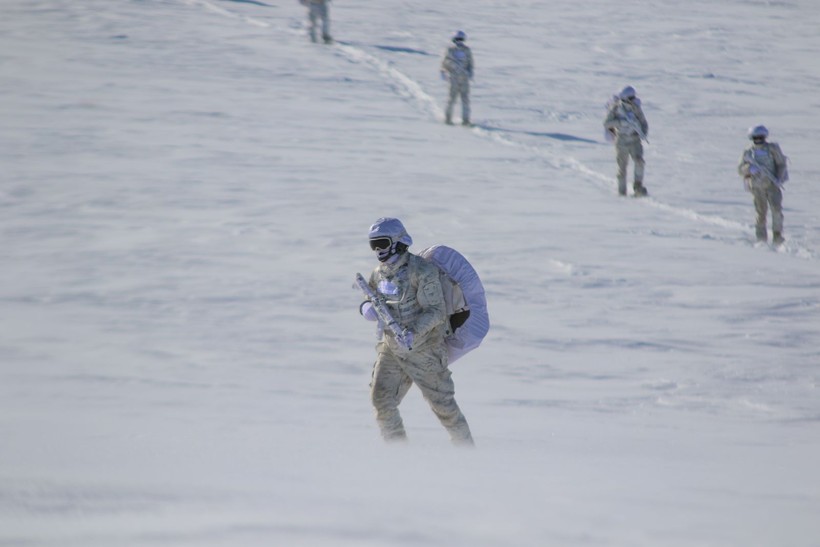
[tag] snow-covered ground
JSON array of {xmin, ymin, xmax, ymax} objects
[{"xmin": 2, "ymin": 0, "xmax": 819, "ymax": 545}]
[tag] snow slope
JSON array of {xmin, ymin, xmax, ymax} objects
[{"xmin": 1, "ymin": 0, "xmax": 819, "ymax": 545}]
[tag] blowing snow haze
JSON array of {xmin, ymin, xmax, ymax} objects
[{"xmin": 1, "ymin": 1, "xmax": 819, "ymax": 546}]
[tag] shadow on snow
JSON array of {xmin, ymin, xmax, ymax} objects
[
  {"xmin": 219, "ymin": 0, "xmax": 273, "ymax": 7},
  {"xmin": 336, "ymin": 41, "xmax": 434, "ymax": 56},
  {"xmin": 475, "ymin": 124, "xmax": 601, "ymax": 144}
]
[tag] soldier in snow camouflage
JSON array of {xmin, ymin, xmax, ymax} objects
[
  {"xmin": 738, "ymin": 125, "xmax": 789, "ymax": 245},
  {"xmin": 604, "ymin": 85, "xmax": 649, "ymax": 196},
  {"xmin": 359, "ymin": 218, "xmax": 474, "ymax": 445},
  {"xmin": 300, "ymin": 0, "xmax": 332, "ymax": 44},
  {"xmin": 440, "ymin": 30, "xmax": 474, "ymax": 126}
]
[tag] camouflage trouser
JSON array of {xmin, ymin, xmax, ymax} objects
[
  {"xmin": 751, "ymin": 181, "xmax": 784, "ymax": 240},
  {"xmin": 615, "ymin": 137, "xmax": 645, "ymax": 195},
  {"xmin": 308, "ymin": 3, "xmax": 330, "ymax": 43},
  {"xmin": 445, "ymin": 76, "xmax": 470, "ymax": 124},
  {"xmin": 370, "ymin": 344, "xmax": 473, "ymax": 445}
]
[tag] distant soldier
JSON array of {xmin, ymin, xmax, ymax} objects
[
  {"xmin": 604, "ymin": 85, "xmax": 649, "ymax": 196},
  {"xmin": 738, "ymin": 125, "xmax": 789, "ymax": 245},
  {"xmin": 300, "ymin": 0, "xmax": 332, "ymax": 44},
  {"xmin": 440, "ymin": 30, "xmax": 474, "ymax": 126}
]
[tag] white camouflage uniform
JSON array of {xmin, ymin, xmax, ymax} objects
[
  {"xmin": 303, "ymin": 0, "xmax": 331, "ymax": 44},
  {"xmin": 738, "ymin": 140, "xmax": 788, "ymax": 242},
  {"xmin": 366, "ymin": 252, "xmax": 473, "ymax": 445},
  {"xmin": 604, "ymin": 94, "xmax": 649, "ymax": 195},
  {"xmin": 441, "ymin": 39, "xmax": 474, "ymax": 125}
]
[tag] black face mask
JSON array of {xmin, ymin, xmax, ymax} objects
[{"xmin": 752, "ymin": 137, "xmax": 766, "ymax": 144}]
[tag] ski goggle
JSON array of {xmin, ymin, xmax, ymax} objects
[{"xmin": 369, "ymin": 237, "xmax": 392, "ymax": 251}]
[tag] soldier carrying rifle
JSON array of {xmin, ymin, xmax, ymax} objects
[
  {"xmin": 604, "ymin": 85, "xmax": 649, "ymax": 197},
  {"xmin": 738, "ymin": 125, "xmax": 789, "ymax": 245},
  {"xmin": 356, "ymin": 218, "xmax": 474, "ymax": 445}
]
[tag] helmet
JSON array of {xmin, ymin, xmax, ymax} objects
[
  {"xmin": 368, "ymin": 217, "xmax": 413, "ymax": 262},
  {"xmin": 618, "ymin": 85, "xmax": 637, "ymax": 100},
  {"xmin": 748, "ymin": 125, "xmax": 769, "ymax": 140},
  {"xmin": 369, "ymin": 217, "xmax": 413, "ymax": 245},
  {"xmin": 452, "ymin": 30, "xmax": 466, "ymax": 42}
]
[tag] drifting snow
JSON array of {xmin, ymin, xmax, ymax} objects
[{"xmin": 1, "ymin": 0, "xmax": 819, "ymax": 546}]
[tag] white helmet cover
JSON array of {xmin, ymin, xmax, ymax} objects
[
  {"xmin": 368, "ymin": 217, "xmax": 413, "ymax": 247},
  {"xmin": 619, "ymin": 85, "xmax": 637, "ymax": 100},
  {"xmin": 748, "ymin": 124, "xmax": 769, "ymax": 139}
]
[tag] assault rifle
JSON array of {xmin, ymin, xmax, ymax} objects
[
  {"xmin": 625, "ymin": 117, "xmax": 649, "ymax": 143},
  {"xmin": 355, "ymin": 273, "xmax": 413, "ymax": 351},
  {"xmin": 745, "ymin": 152, "xmax": 781, "ymax": 187}
]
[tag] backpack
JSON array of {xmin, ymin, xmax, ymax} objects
[
  {"xmin": 772, "ymin": 143, "xmax": 789, "ymax": 183},
  {"xmin": 419, "ymin": 245, "xmax": 490, "ymax": 364},
  {"xmin": 604, "ymin": 95, "xmax": 618, "ymax": 142}
]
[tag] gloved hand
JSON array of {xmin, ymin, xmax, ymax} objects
[
  {"xmin": 360, "ymin": 301, "xmax": 378, "ymax": 322},
  {"xmin": 749, "ymin": 165, "xmax": 760, "ymax": 175},
  {"xmin": 377, "ymin": 279, "xmax": 399, "ymax": 297},
  {"xmin": 440, "ymin": 71, "xmax": 447, "ymax": 81}
]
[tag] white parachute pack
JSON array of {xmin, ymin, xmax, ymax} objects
[{"xmin": 418, "ymin": 245, "xmax": 489, "ymax": 364}]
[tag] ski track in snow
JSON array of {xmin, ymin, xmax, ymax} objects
[{"xmin": 188, "ymin": 0, "xmax": 816, "ymax": 261}]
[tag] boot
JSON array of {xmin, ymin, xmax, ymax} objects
[
  {"xmin": 755, "ymin": 226, "xmax": 767, "ymax": 242},
  {"xmin": 633, "ymin": 181, "xmax": 648, "ymax": 197},
  {"xmin": 447, "ymin": 418, "xmax": 474, "ymax": 446},
  {"xmin": 773, "ymin": 231, "xmax": 785, "ymax": 245}
]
